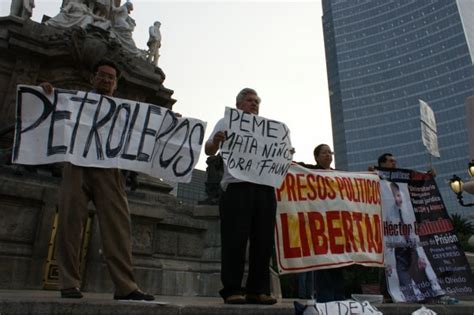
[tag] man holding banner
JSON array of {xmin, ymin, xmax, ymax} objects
[
  {"xmin": 39, "ymin": 59, "xmax": 154, "ymax": 301},
  {"xmin": 376, "ymin": 153, "xmax": 464, "ymax": 304},
  {"xmin": 205, "ymin": 88, "xmax": 287, "ymax": 305}
]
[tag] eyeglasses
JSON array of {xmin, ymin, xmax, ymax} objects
[
  {"xmin": 320, "ymin": 150, "xmax": 333, "ymax": 155},
  {"xmin": 95, "ymin": 71, "xmax": 117, "ymax": 81}
]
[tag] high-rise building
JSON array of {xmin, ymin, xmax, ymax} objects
[
  {"xmin": 322, "ymin": 0, "xmax": 474, "ymax": 214},
  {"xmin": 177, "ymin": 169, "xmax": 207, "ymax": 205}
]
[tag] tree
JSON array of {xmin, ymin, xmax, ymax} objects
[{"xmin": 450, "ymin": 213, "xmax": 474, "ymax": 252}]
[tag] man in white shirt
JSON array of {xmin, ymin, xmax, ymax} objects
[{"xmin": 205, "ymin": 88, "xmax": 277, "ymax": 305}]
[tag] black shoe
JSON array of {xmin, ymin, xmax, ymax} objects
[
  {"xmin": 60, "ymin": 287, "xmax": 83, "ymax": 299},
  {"xmin": 114, "ymin": 290, "xmax": 155, "ymax": 301},
  {"xmin": 224, "ymin": 294, "xmax": 246, "ymax": 304},
  {"xmin": 245, "ymin": 294, "xmax": 277, "ymax": 305}
]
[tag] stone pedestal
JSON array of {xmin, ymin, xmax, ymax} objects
[
  {"xmin": 0, "ymin": 167, "xmax": 281, "ymax": 297},
  {"xmin": 0, "ymin": 15, "xmax": 281, "ymax": 298},
  {"xmin": 0, "ymin": 166, "xmax": 222, "ymax": 296}
]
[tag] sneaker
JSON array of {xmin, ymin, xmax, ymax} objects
[
  {"xmin": 114, "ymin": 290, "xmax": 155, "ymax": 301},
  {"xmin": 224, "ymin": 294, "xmax": 246, "ymax": 304},
  {"xmin": 60, "ymin": 287, "xmax": 83, "ymax": 299},
  {"xmin": 245, "ymin": 294, "xmax": 277, "ymax": 305}
]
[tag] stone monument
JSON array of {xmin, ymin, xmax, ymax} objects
[
  {"xmin": 198, "ymin": 155, "xmax": 223, "ymax": 205},
  {"xmin": 45, "ymin": 0, "xmax": 110, "ymax": 30},
  {"xmin": 9, "ymin": 0, "xmax": 35, "ymax": 19},
  {"xmin": 0, "ymin": 3, "xmax": 224, "ymax": 297},
  {"xmin": 110, "ymin": 1, "xmax": 142, "ymax": 57},
  {"xmin": 0, "ymin": 1, "xmax": 281, "ymax": 298},
  {"xmin": 147, "ymin": 21, "xmax": 161, "ymax": 66}
]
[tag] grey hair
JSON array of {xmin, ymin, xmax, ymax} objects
[{"xmin": 236, "ymin": 88, "xmax": 260, "ymax": 104}]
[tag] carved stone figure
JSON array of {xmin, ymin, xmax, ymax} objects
[
  {"xmin": 110, "ymin": 1, "xmax": 141, "ymax": 56},
  {"xmin": 10, "ymin": 0, "xmax": 35, "ymax": 19},
  {"xmin": 198, "ymin": 154, "xmax": 223, "ymax": 205},
  {"xmin": 45, "ymin": 0, "xmax": 110, "ymax": 30},
  {"xmin": 89, "ymin": 0, "xmax": 112, "ymax": 19},
  {"xmin": 147, "ymin": 21, "xmax": 161, "ymax": 66}
]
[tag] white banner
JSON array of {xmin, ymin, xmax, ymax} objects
[
  {"xmin": 316, "ymin": 300, "xmax": 382, "ymax": 315},
  {"xmin": 295, "ymin": 300, "xmax": 382, "ymax": 315},
  {"xmin": 219, "ymin": 106, "xmax": 293, "ymax": 188},
  {"xmin": 275, "ymin": 164, "xmax": 384, "ymax": 274},
  {"xmin": 12, "ymin": 85, "xmax": 206, "ymax": 183}
]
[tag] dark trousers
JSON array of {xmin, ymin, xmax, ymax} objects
[
  {"xmin": 218, "ymin": 182, "xmax": 277, "ymax": 299},
  {"xmin": 314, "ymin": 268, "xmax": 345, "ymax": 302}
]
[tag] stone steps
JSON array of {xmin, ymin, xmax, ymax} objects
[{"xmin": 1, "ymin": 290, "xmax": 474, "ymax": 315}]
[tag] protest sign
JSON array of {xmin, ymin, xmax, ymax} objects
[
  {"xmin": 315, "ymin": 300, "xmax": 382, "ymax": 315},
  {"xmin": 294, "ymin": 300, "xmax": 382, "ymax": 315},
  {"xmin": 219, "ymin": 106, "xmax": 293, "ymax": 188},
  {"xmin": 275, "ymin": 164, "xmax": 383, "ymax": 274},
  {"xmin": 12, "ymin": 85, "xmax": 206, "ymax": 182},
  {"xmin": 379, "ymin": 168, "xmax": 474, "ymax": 302},
  {"xmin": 412, "ymin": 306, "xmax": 437, "ymax": 315}
]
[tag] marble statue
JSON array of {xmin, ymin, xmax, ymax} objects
[
  {"xmin": 10, "ymin": 0, "xmax": 35, "ymax": 19},
  {"xmin": 89, "ymin": 0, "xmax": 112, "ymax": 19},
  {"xmin": 147, "ymin": 21, "xmax": 161, "ymax": 66},
  {"xmin": 197, "ymin": 154, "xmax": 223, "ymax": 205},
  {"xmin": 45, "ymin": 0, "xmax": 110, "ymax": 30},
  {"xmin": 110, "ymin": 0, "xmax": 140, "ymax": 56}
]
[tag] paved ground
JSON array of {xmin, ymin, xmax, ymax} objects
[{"xmin": 0, "ymin": 290, "xmax": 473, "ymax": 315}]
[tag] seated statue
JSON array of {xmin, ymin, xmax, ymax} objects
[
  {"xmin": 89, "ymin": 0, "xmax": 112, "ymax": 19},
  {"xmin": 45, "ymin": 0, "xmax": 110, "ymax": 30},
  {"xmin": 110, "ymin": 1, "xmax": 141, "ymax": 56},
  {"xmin": 10, "ymin": 0, "xmax": 35, "ymax": 19}
]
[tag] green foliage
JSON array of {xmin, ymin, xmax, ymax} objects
[{"xmin": 450, "ymin": 213, "xmax": 474, "ymax": 252}]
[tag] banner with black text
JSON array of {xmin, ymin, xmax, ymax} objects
[
  {"xmin": 13, "ymin": 85, "xmax": 206, "ymax": 182},
  {"xmin": 219, "ymin": 106, "xmax": 293, "ymax": 188},
  {"xmin": 380, "ymin": 168, "xmax": 474, "ymax": 302}
]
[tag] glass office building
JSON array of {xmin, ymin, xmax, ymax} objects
[
  {"xmin": 177, "ymin": 169, "xmax": 207, "ymax": 205},
  {"xmin": 322, "ymin": 0, "xmax": 474, "ymax": 214}
]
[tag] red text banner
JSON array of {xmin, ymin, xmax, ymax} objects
[{"xmin": 275, "ymin": 164, "xmax": 384, "ymax": 274}]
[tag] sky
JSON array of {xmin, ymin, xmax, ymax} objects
[{"xmin": 0, "ymin": 0, "xmax": 333, "ymax": 171}]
